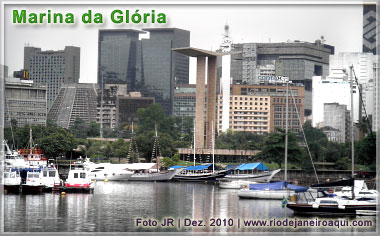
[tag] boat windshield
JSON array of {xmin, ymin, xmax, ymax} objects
[
  {"xmin": 49, "ymin": 171, "xmax": 56, "ymax": 177},
  {"xmin": 28, "ymin": 173, "xmax": 40, "ymax": 178},
  {"xmin": 4, "ymin": 173, "xmax": 9, "ymax": 178}
]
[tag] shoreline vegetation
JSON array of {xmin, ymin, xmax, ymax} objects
[{"xmin": 4, "ymin": 103, "xmax": 376, "ymax": 172}]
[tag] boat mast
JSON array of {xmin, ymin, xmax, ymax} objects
[
  {"xmin": 193, "ymin": 120, "xmax": 196, "ymax": 167},
  {"xmin": 29, "ymin": 127, "xmax": 33, "ymax": 155},
  {"xmin": 349, "ymin": 65, "xmax": 354, "ymax": 178},
  {"xmin": 154, "ymin": 124, "xmax": 159, "ymax": 172},
  {"xmin": 212, "ymin": 121, "xmax": 215, "ymax": 174},
  {"xmin": 284, "ymin": 78, "xmax": 289, "ymax": 182}
]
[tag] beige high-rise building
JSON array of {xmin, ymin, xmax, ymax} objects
[{"xmin": 217, "ymin": 94, "xmax": 271, "ymax": 134}]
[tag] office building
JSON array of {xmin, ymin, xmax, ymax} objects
[
  {"xmin": 4, "ymin": 77, "xmax": 47, "ymax": 127},
  {"xmin": 141, "ymin": 28, "xmax": 190, "ymax": 115},
  {"xmin": 98, "ymin": 28, "xmax": 190, "ymax": 116},
  {"xmin": 230, "ymin": 41, "xmax": 334, "ymax": 117},
  {"xmin": 24, "ymin": 46, "xmax": 80, "ymax": 109},
  {"xmin": 97, "ymin": 29, "xmax": 144, "ymax": 91},
  {"xmin": 312, "ymin": 75, "xmax": 361, "ymax": 127},
  {"xmin": 47, "ymin": 83, "xmax": 97, "ymax": 129}
]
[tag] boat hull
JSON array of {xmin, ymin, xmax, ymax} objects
[
  {"xmin": 21, "ymin": 184, "xmax": 44, "ymax": 194},
  {"xmin": 225, "ymin": 169, "xmax": 281, "ymax": 183},
  {"xmin": 173, "ymin": 170, "xmax": 229, "ymax": 182},
  {"xmin": 128, "ymin": 169, "xmax": 181, "ymax": 181},
  {"xmin": 238, "ymin": 189, "xmax": 295, "ymax": 200},
  {"xmin": 287, "ymin": 203, "xmax": 377, "ymax": 215},
  {"xmin": 4, "ymin": 184, "xmax": 21, "ymax": 194},
  {"xmin": 219, "ymin": 180, "xmax": 256, "ymax": 189}
]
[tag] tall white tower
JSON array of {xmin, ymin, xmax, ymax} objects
[{"xmin": 220, "ymin": 24, "xmax": 233, "ymax": 132}]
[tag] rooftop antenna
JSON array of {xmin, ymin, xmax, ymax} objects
[{"xmin": 220, "ymin": 22, "xmax": 233, "ymax": 52}]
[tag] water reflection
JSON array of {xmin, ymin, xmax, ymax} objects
[{"xmin": 4, "ymin": 182, "xmax": 376, "ymax": 232}]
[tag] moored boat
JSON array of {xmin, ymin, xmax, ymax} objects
[
  {"xmin": 223, "ymin": 162, "xmax": 280, "ymax": 183},
  {"xmin": 173, "ymin": 164, "xmax": 230, "ymax": 182},
  {"xmin": 238, "ymin": 181, "xmax": 307, "ymax": 200},
  {"xmin": 41, "ymin": 166, "xmax": 62, "ymax": 191},
  {"xmin": 88, "ymin": 163, "xmax": 134, "ymax": 181},
  {"xmin": 21, "ymin": 170, "xmax": 44, "ymax": 194},
  {"xmin": 4, "ymin": 170, "xmax": 22, "ymax": 194},
  {"xmin": 64, "ymin": 164, "xmax": 94, "ymax": 193},
  {"xmin": 218, "ymin": 179, "xmax": 256, "ymax": 189}
]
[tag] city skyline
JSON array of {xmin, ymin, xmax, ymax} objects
[{"xmin": 4, "ymin": 4, "xmax": 363, "ymax": 84}]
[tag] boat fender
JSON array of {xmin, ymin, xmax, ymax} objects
[
  {"xmin": 61, "ymin": 192, "xmax": 66, "ymax": 196},
  {"xmin": 338, "ymin": 205, "xmax": 345, "ymax": 210},
  {"xmin": 312, "ymin": 203, "xmax": 319, "ymax": 209},
  {"xmin": 104, "ymin": 178, "xmax": 108, "ymax": 182}
]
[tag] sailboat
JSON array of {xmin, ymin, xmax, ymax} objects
[
  {"xmin": 173, "ymin": 121, "xmax": 230, "ymax": 182},
  {"xmin": 286, "ymin": 66, "xmax": 378, "ymax": 215},
  {"xmin": 238, "ymin": 77, "xmax": 307, "ymax": 199},
  {"xmin": 126, "ymin": 125, "xmax": 182, "ymax": 181}
]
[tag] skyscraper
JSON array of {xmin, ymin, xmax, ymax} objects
[
  {"xmin": 24, "ymin": 46, "xmax": 80, "ymax": 110},
  {"xmin": 141, "ymin": 28, "xmax": 190, "ymax": 115},
  {"xmin": 97, "ymin": 28, "xmax": 190, "ymax": 115},
  {"xmin": 97, "ymin": 29, "xmax": 144, "ymax": 91}
]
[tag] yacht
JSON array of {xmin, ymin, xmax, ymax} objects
[
  {"xmin": 286, "ymin": 189, "xmax": 377, "ymax": 215},
  {"xmin": 89, "ymin": 163, "xmax": 134, "ymax": 181}
]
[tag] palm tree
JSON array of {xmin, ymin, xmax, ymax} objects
[{"xmin": 357, "ymin": 117, "xmax": 369, "ymax": 140}]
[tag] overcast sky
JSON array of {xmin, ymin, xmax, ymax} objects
[{"xmin": 4, "ymin": 4, "xmax": 363, "ymax": 83}]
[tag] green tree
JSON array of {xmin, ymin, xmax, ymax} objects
[
  {"xmin": 88, "ymin": 121, "xmax": 100, "ymax": 137},
  {"xmin": 69, "ymin": 118, "xmax": 88, "ymax": 139},
  {"xmin": 36, "ymin": 129, "xmax": 77, "ymax": 158},
  {"xmin": 355, "ymin": 133, "xmax": 376, "ymax": 165}
]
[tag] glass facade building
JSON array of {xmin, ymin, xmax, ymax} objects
[
  {"xmin": 98, "ymin": 28, "xmax": 190, "ymax": 115},
  {"xmin": 98, "ymin": 29, "xmax": 144, "ymax": 91}
]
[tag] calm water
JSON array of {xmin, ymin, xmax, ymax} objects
[{"xmin": 4, "ymin": 181, "xmax": 376, "ymax": 233}]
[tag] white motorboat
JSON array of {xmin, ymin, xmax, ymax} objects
[
  {"xmin": 334, "ymin": 180, "xmax": 378, "ymax": 200},
  {"xmin": 218, "ymin": 179, "xmax": 256, "ymax": 189},
  {"xmin": 64, "ymin": 164, "xmax": 94, "ymax": 193},
  {"xmin": 3, "ymin": 140, "xmax": 28, "ymax": 169},
  {"xmin": 41, "ymin": 166, "xmax": 61, "ymax": 191},
  {"xmin": 22, "ymin": 171, "xmax": 44, "ymax": 194},
  {"xmin": 89, "ymin": 163, "xmax": 134, "ymax": 181},
  {"xmin": 4, "ymin": 170, "xmax": 22, "ymax": 193},
  {"xmin": 287, "ymin": 189, "xmax": 377, "ymax": 215}
]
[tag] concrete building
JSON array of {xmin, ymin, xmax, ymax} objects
[
  {"xmin": 329, "ymin": 52, "xmax": 376, "ymax": 116},
  {"xmin": 173, "ymin": 84, "xmax": 197, "ymax": 119},
  {"xmin": 24, "ymin": 46, "xmax": 80, "ymax": 110},
  {"xmin": 117, "ymin": 92, "xmax": 154, "ymax": 127},
  {"xmin": 4, "ymin": 77, "xmax": 47, "ymax": 127},
  {"xmin": 97, "ymin": 29, "xmax": 144, "ymax": 91},
  {"xmin": 96, "ymin": 84, "xmax": 127, "ymax": 130},
  {"xmin": 223, "ymin": 83, "xmax": 305, "ymax": 133},
  {"xmin": 217, "ymin": 94, "xmax": 271, "ymax": 134},
  {"xmin": 312, "ymin": 75, "xmax": 361, "ymax": 128},
  {"xmin": 229, "ymin": 41, "xmax": 334, "ymax": 117},
  {"xmin": 97, "ymin": 28, "xmax": 190, "ymax": 115},
  {"xmin": 322, "ymin": 103, "xmax": 349, "ymax": 143},
  {"xmin": 47, "ymin": 83, "xmax": 97, "ymax": 129}
]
